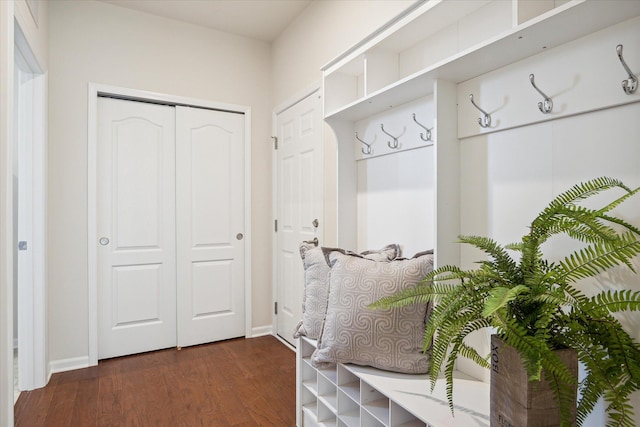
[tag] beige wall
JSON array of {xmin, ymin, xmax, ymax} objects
[
  {"xmin": 272, "ymin": 0, "xmax": 418, "ymax": 107},
  {"xmin": 47, "ymin": 0, "xmax": 272, "ymax": 362},
  {"xmin": 272, "ymin": 0, "xmax": 418, "ymax": 245},
  {"xmin": 47, "ymin": 0, "xmax": 419, "ymax": 365}
]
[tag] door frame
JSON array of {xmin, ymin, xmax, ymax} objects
[
  {"xmin": 14, "ymin": 25, "xmax": 48, "ymax": 392},
  {"xmin": 0, "ymin": 2, "xmax": 14, "ymax": 425},
  {"xmin": 271, "ymin": 82, "xmax": 323, "ymax": 339},
  {"xmin": 87, "ymin": 83, "xmax": 252, "ymax": 366}
]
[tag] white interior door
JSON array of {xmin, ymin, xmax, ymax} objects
[
  {"xmin": 176, "ymin": 106, "xmax": 245, "ymax": 348},
  {"xmin": 97, "ymin": 97, "xmax": 177, "ymax": 359},
  {"xmin": 15, "ymin": 57, "xmax": 33, "ymax": 391},
  {"xmin": 275, "ymin": 91, "xmax": 323, "ymax": 346}
]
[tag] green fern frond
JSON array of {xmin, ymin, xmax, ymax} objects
[
  {"xmin": 591, "ymin": 290, "xmax": 640, "ymax": 313},
  {"xmin": 557, "ymin": 233, "xmax": 640, "ymax": 283},
  {"xmin": 595, "ymin": 184, "xmax": 640, "ymax": 216},
  {"xmin": 482, "ymin": 285, "xmax": 529, "ymax": 317},
  {"xmin": 367, "ymin": 283, "xmax": 438, "ymax": 310},
  {"xmin": 599, "ymin": 212, "xmax": 640, "ymax": 238},
  {"xmin": 458, "ymin": 235, "xmax": 517, "ymax": 272}
]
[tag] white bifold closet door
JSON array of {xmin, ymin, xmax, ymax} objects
[{"xmin": 97, "ymin": 97, "xmax": 244, "ymax": 360}]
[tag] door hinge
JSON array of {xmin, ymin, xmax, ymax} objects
[
  {"xmin": 274, "ymin": 219, "xmax": 278, "ymax": 232},
  {"xmin": 271, "ymin": 136, "xmax": 278, "ymax": 150},
  {"xmin": 274, "ymin": 302, "xmax": 278, "ymax": 315}
]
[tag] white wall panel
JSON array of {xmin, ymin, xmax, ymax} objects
[
  {"xmin": 357, "ymin": 147, "xmax": 434, "ymax": 257},
  {"xmin": 113, "ymin": 264, "xmax": 161, "ymax": 326},
  {"xmin": 190, "ymin": 126, "xmax": 232, "ymax": 247},
  {"xmin": 191, "ymin": 260, "xmax": 232, "ymax": 317}
]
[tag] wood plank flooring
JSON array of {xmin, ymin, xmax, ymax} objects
[{"xmin": 14, "ymin": 335, "xmax": 296, "ymax": 426}]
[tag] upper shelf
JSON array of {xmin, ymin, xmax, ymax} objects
[{"xmin": 323, "ymin": 0, "xmax": 640, "ymax": 122}]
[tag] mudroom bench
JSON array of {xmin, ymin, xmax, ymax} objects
[{"xmin": 297, "ymin": 336, "xmax": 489, "ymax": 427}]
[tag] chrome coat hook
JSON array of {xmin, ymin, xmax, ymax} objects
[
  {"xmin": 529, "ymin": 73, "xmax": 553, "ymax": 114},
  {"xmin": 616, "ymin": 44, "xmax": 637, "ymax": 95},
  {"xmin": 355, "ymin": 132, "xmax": 372, "ymax": 155},
  {"xmin": 380, "ymin": 124, "xmax": 399, "ymax": 149},
  {"xmin": 412, "ymin": 113, "xmax": 432, "ymax": 142},
  {"xmin": 469, "ymin": 94, "xmax": 491, "ymax": 128}
]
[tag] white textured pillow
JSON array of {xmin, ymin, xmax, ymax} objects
[
  {"xmin": 293, "ymin": 243, "xmax": 401, "ymax": 340},
  {"xmin": 311, "ymin": 250, "xmax": 434, "ymax": 374}
]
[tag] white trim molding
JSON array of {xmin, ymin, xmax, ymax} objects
[
  {"xmin": 49, "ymin": 356, "xmax": 89, "ymax": 375},
  {"xmin": 0, "ymin": 2, "xmax": 15, "ymax": 426},
  {"xmin": 251, "ymin": 325, "xmax": 273, "ymax": 338}
]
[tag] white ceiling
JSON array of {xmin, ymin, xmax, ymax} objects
[{"xmin": 100, "ymin": 0, "xmax": 313, "ymax": 42}]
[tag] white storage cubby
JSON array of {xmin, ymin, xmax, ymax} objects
[
  {"xmin": 296, "ymin": 337, "xmax": 488, "ymax": 427},
  {"xmin": 299, "ymin": 1, "xmax": 640, "ymax": 425}
]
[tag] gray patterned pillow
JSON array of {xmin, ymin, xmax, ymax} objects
[
  {"xmin": 311, "ymin": 250, "xmax": 434, "ymax": 374},
  {"xmin": 293, "ymin": 243, "xmax": 401, "ymax": 340}
]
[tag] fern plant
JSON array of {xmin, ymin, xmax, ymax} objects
[{"xmin": 370, "ymin": 177, "xmax": 640, "ymax": 427}]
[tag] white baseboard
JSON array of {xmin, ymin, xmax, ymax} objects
[
  {"xmin": 49, "ymin": 356, "xmax": 90, "ymax": 374},
  {"xmin": 49, "ymin": 328, "xmax": 276, "ymax": 374},
  {"xmin": 251, "ymin": 325, "xmax": 273, "ymax": 337}
]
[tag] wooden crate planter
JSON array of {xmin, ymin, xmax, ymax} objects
[{"xmin": 490, "ymin": 335, "xmax": 578, "ymax": 427}]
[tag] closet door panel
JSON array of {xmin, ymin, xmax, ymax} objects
[
  {"xmin": 176, "ymin": 106, "xmax": 245, "ymax": 348},
  {"xmin": 97, "ymin": 97, "xmax": 177, "ymax": 359}
]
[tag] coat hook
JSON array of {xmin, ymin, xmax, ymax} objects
[
  {"xmin": 412, "ymin": 113, "xmax": 432, "ymax": 142},
  {"xmin": 469, "ymin": 94, "xmax": 491, "ymax": 128},
  {"xmin": 380, "ymin": 124, "xmax": 399, "ymax": 149},
  {"xmin": 529, "ymin": 74, "xmax": 553, "ymax": 114},
  {"xmin": 616, "ymin": 44, "xmax": 637, "ymax": 95},
  {"xmin": 355, "ymin": 132, "xmax": 372, "ymax": 155}
]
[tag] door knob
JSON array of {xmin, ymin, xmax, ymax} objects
[
  {"xmin": 236, "ymin": 233, "xmax": 244, "ymax": 240},
  {"xmin": 312, "ymin": 219, "xmax": 319, "ymax": 228},
  {"xmin": 99, "ymin": 237, "xmax": 110, "ymax": 246}
]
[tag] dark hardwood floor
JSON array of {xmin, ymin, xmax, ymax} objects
[{"xmin": 14, "ymin": 335, "xmax": 296, "ymax": 426}]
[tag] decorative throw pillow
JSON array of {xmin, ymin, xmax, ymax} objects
[
  {"xmin": 293, "ymin": 243, "xmax": 401, "ymax": 340},
  {"xmin": 311, "ymin": 250, "xmax": 434, "ymax": 374}
]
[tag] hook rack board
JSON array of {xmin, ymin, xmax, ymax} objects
[
  {"xmin": 457, "ymin": 16, "xmax": 640, "ymax": 139},
  {"xmin": 352, "ymin": 96, "xmax": 434, "ymax": 161}
]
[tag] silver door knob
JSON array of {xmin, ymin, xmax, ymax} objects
[
  {"xmin": 312, "ymin": 219, "xmax": 319, "ymax": 228},
  {"xmin": 99, "ymin": 237, "xmax": 110, "ymax": 246},
  {"xmin": 236, "ymin": 233, "xmax": 244, "ymax": 240}
]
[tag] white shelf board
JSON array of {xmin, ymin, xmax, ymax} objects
[
  {"xmin": 325, "ymin": 0, "xmax": 640, "ymax": 122},
  {"xmin": 338, "ymin": 411, "xmax": 360, "ymax": 427},
  {"xmin": 319, "ymin": 394, "xmax": 338, "ymax": 413},
  {"xmin": 346, "ymin": 365, "xmax": 489, "ymax": 427},
  {"xmin": 303, "ymin": 379, "xmax": 319, "ymax": 395},
  {"xmin": 363, "ymin": 398, "xmax": 391, "ymax": 424},
  {"xmin": 340, "ymin": 381, "xmax": 360, "ymax": 402},
  {"xmin": 319, "ymin": 367, "xmax": 338, "ymax": 384},
  {"xmin": 397, "ymin": 420, "xmax": 426, "ymax": 427}
]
